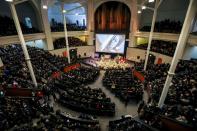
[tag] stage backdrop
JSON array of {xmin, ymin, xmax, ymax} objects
[{"xmin": 95, "ymin": 1, "xmax": 131, "ymax": 33}]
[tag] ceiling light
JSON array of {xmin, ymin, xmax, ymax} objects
[
  {"xmin": 5, "ymin": 0, "xmax": 13, "ymax": 2},
  {"xmin": 42, "ymin": 5, "xmax": 48, "ymax": 9},
  {"xmin": 138, "ymin": 10, "xmax": 142, "ymax": 14},
  {"xmin": 149, "ymin": 0, "xmax": 154, "ymax": 2},
  {"xmin": 142, "ymin": 6, "xmax": 146, "ymax": 10},
  {"xmin": 63, "ymin": 10, "xmax": 67, "ymax": 13}
]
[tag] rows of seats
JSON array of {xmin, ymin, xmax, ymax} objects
[
  {"xmin": 103, "ymin": 69, "xmax": 143, "ymax": 103},
  {"xmin": 53, "ymin": 37, "xmax": 87, "ymax": 49},
  {"xmin": 136, "ymin": 60, "xmax": 197, "ymax": 129},
  {"xmin": 51, "ymin": 21, "xmax": 86, "ymax": 32},
  {"xmin": 137, "ymin": 40, "xmax": 177, "ymax": 56},
  {"xmin": 0, "ymin": 45, "xmax": 115, "ymax": 116},
  {"xmin": 55, "ymin": 67, "xmax": 115, "ymax": 116},
  {"xmin": 0, "ymin": 97, "xmax": 100, "ymax": 130},
  {"xmin": 109, "ymin": 116, "xmax": 157, "ymax": 131},
  {"xmin": 140, "ymin": 19, "xmax": 182, "ymax": 33},
  {"xmin": 0, "ymin": 16, "xmax": 41, "ymax": 36}
]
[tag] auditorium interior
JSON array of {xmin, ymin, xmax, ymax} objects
[{"xmin": 0, "ymin": 0, "xmax": 197, "ymax": 130}]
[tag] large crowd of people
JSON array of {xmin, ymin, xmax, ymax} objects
[
  {"xmin": 0, "ymin": 97, "xmax": 100, "ymax": 130},
  {"xmin": 103, "ymin": 69, "xmax": 143, "ymax": 103},
  {"xmin": 0, "ymin": 16, "xmax": 41, "ymax": 36},
  {"xmin": 137, "ymin": 40, "xmax": 177, "ymax": 56},
  {"xmin": 0, "ymin": 43, "xmax": 196, "ymax": 130},
  {"xmin": 0, "ymin": 44, "xmax": 115, "ymax": 122},
  {"xmin": 135, "ymin": 60, "xmax": 197, "ymax": 130},
  {"xmin": 140, "ymin": 19, "xmax": 182, "ymax": 33},
  {"xmin": 53, "ymin": 37, "xmax": 88, "ymax": 49},
  {"xmin": 50, "ymin": 19, "xmax": 86, "ymax": 32},
  {"xmin": 109, "ymin": 116, "xmax": 157, "ymax": 131}
]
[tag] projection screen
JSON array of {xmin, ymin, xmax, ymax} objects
[{"xmin": 96, "ymin": 34, "xmax": 125, "ymax": 54}]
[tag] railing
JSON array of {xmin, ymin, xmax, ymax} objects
[
  {"xmin": 134, "ymin": 32, "xmax": 197, "ymax": 45},
  {"xmin": 0, "ymin": 31, "xmax": 197, "ymax": 46},
  {"xmin": 0, "ymin": 33, "xmax": 45, "ymax": 45}
]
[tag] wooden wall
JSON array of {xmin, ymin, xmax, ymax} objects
[{"xmin": 95, "ymin": 1, "xmax": 131, "ymax": 33}]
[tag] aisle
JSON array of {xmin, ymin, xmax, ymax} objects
[
  {"xmin": 53, "ymin": 70, "xmax": 139, "ymax": 131},
  {"xmin": 88, "ymin": 70, "xmax": 138, "ymax": 131}
]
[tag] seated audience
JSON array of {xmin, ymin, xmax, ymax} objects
[
  {"xmin": 137, "ymin": 40, "xmax": 177, "ymax": 56},
  {"xmin": 103, "ymin": 69, "xmax": 143, "ymax": 103},
  {"xmin": 137, "ymin": 60, "xmax": 197, "ymax": 129},
  {"xmin": 50, "ymin": 19, "xmax": 86, "ymax": 32},
  {"xmin": 0, "ymin": 44, "xmax": 115, "ymax": 117},
  {"xmin": 53, "ymin": 37, "xmax": 87, "ymax": 49},
  {"xmin": 109, "ymin": 116, "xmax": 157, "ymax": 131},
  {"xmin": 140, "ymin": 19, "xmax": 182, "ymax": 33}
]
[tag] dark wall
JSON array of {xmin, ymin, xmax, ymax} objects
[
  {"xmin": 0, "ymin": 0, "xmax": 40, "ymax": 30},
  {"xmin": 140, "ymin": 0, "xmax": 189, "ymax": 28}
]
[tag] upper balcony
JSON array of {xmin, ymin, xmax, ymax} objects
[
  {"xmin": 0, "ymin": 31, "xmax": 197, "ymax": 46},
  {"xmin": 134, "ymin": 32, "xmax": 197, "ymax": 46}
]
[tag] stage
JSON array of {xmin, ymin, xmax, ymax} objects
[{"xmin": 83, "ymin": 56, "xmax": 132, "ymax": 70}]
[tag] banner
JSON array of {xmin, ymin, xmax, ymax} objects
[
  {"xmin": 63, "ymin": 51, "xmax": 67, "ymax": 57},
  {"xmin": 64, "ymin": 63, "xmax": 80, "ymax": 73},
  {"xmin": 133, "ymin": 70, "xmax": 145, "ymax": 82}
]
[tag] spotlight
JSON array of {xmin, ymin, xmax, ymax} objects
[
  {"xmin": 149, "ymin": 0, "xmax": 154, "ymax": 2},
  {"xmin": 5, "ymin": 0, "xmax": 13, "ymax": 1},
  {"xmin": 42, "ymin": 5, "xmax": 48, "ymax": 9},
  {"xmin": 63, "ymin": 10, "xmax": 67, "ymax": 13},
  {"xmin": 75, "ymin": 13, "xmax": 79, "ymax": 16},
  {"xmin": 142, "ymin": 6, "xmax": 146, "ymax": 10},
  {"xmin": 138, "ymin": 10, "xmax": 142, "ymax": 14}
]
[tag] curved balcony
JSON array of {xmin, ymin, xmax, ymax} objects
[
  {"xmin": 134, "ymin": 32, "xmax": 197, "ymax": 45},
  {"xmin": 0, "ymin": 33, "xmax": 45, "ymax": 45}
]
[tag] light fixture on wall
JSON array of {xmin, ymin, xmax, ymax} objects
[
  {"xmin": 142, "ymin": 6, "xmax": 146, "ymax": 10},
  {"xmin": 63, "ymin": 10, "xmax": 67, "ymax": 13},
  {"xmin": 5, "ymin": 0, "xmax": 13, "ymax": 2},
  {"xmin": 138, "ymin": 10, "xmax": 142, "ymax": 14},
  {"xmin": 42, "ymin": 5, "xmax": 48, "ymax": 9},
  {"xmin": 149, "ymin": 0, "xmax": 154, "ymax": 3},
  {"xmin": 75, "ymin": 13, "xmax": 79, "ymax": 16}
]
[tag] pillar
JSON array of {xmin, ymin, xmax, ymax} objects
[
  {"xmin": 10, "ymin": 3, "xmax": 38, "ymax": 87},
  {"xmin": 61, "ymin": 4, "xmax": 71, "ymax": 64},
  {"xmin": 127, "ymin": 0, "xmax": 139, "ymax": 48},
  {"xmin": 158, "ymin": 0, "xmax": 197, "ymax": 108},
  {"xmin": 144, "ymin": 0, "xmax": 159, "ymax": 71},
  {"xmin": 40, "ymin": 0, "xmax": 54, "ymax": 50},
  {"xmin": 87, "ymin": 0, "xmax": 94, "ymax": 45}
]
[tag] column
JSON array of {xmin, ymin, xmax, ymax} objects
[
  {"xmin": 87, "ymin": 0, "xmax": 94, "ymax": 45},
  {"xmin": 40, "ymin": 0, "xmax": 54, "ymax": 50},
  {"xmin": 61, "ymin": 4, "xmax": 71, "ymax": 64},
  {"xmin": 10, "ymin": 3, "xmax": 38, "ymax": 87},
  {"xmin": 158, "ymin": 0, "xmax": 197, "ymax": 108},
  {"xmin": 129, "ymin": 0, "xmax": 139, "ymax": 47},
  {"xmin": 144, "ymin": 0, "xmax": 158, "ymax": 71}
]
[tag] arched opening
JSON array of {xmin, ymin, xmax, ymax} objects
[
  {"xmin": 48, "ymin": 2, "xmax": 87, "ymax": 31},
  {"xmin": 94, "ymin": 1, "xmax": 131, "ymax": 33}
]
